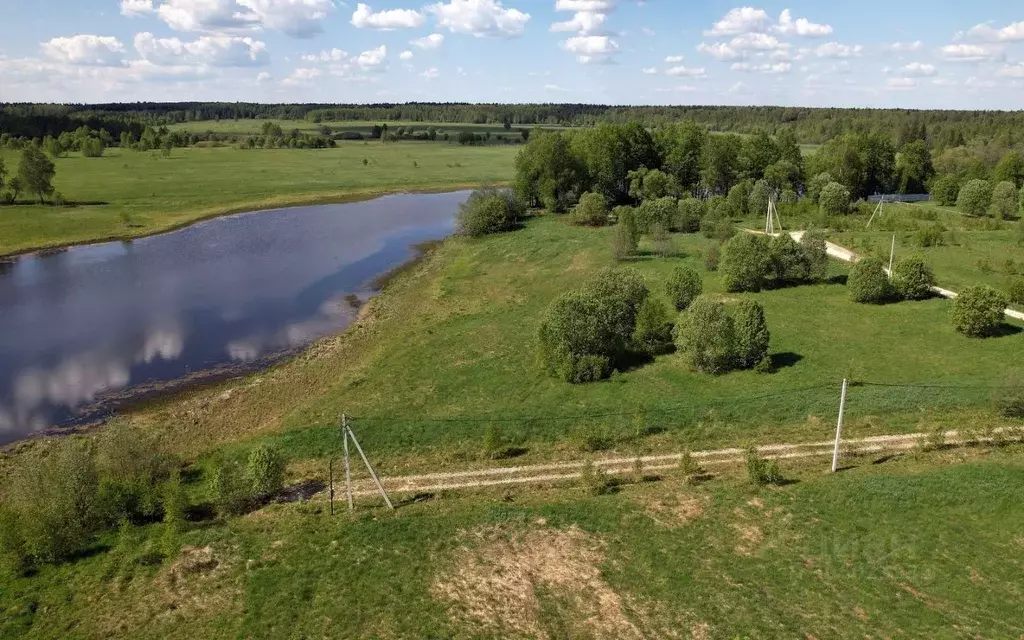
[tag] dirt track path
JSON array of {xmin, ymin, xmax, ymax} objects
[
  {"xmin": 786, "ymin": 230, "xmax": 1024, "ymax": 322},
  {"xmin": 327, "ymin": 428, "xmax": 1013, "ymax": 499}
]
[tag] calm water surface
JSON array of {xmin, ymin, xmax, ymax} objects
[{"xmin": 0, "ymin": 191, "xmax": 468, "ymax": 443}]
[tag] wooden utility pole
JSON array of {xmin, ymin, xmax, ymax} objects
[
  {"xmin": 342, "ymin": 414, "xmax": 353, "ymax": 512},
  {"xmin": 832, "ymin": 379, "xmax": 849, "ymax": 473},
  {"xmin": 340, "ymin": 413, "xmax": 394, "ymax": 510}
]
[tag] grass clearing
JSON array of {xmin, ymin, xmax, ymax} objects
[
  {"xmin": 0, "ymin": 144, "xmax": 516, "ymax": 255},
  {"xmin": 4, "ymin": 447, "xmax": 1024, "ymax": 638},
  {"xmin": 111, "ymin": 214, "xmax": 1024, "ymax": 474}
]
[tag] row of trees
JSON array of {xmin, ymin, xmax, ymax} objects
[
  {"xmin": 7, "ymin": 102, "xmax": 1024, "ymax": 149},
  {"xmin": 0, "ymin": 422, "xmax": 287, "ymax": 570}
]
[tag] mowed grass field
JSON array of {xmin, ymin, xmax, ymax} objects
[
  {"xmin": 121, "ymin": 214, "xmax": 1024, "ymax": 470},
  {"xmin": 4, "ymin": 445, "xmax": 1024, "ymax": 639},
  {"xmin": 0, "ymin": 143, "xmax": 517, "ymax": 255}
]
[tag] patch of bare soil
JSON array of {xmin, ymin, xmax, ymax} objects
[
  {"xmin": 433, "ymin": 524, "xmax": 643, "ymax": 640},
  {"xmin": 638, "ymin": 493, "xmax": 706, "ymax": 528}
]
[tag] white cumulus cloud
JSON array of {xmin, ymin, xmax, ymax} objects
[
  {"xmin": 959, "ymin": 21, "xmax": 1024, "ymax": 43},
  {"xmin": 400, "ymin": 50, "xmax": 414, "ymax": 61},
  {"xmin": 774, "ymin": 9, "xmax": 832, "ymax": 37},
  {"xmin": 152, "ymin": 0, "xmax": 332, "ymax": 38},
  {"xmin": 730, "ymin": 61, "xmax": 790, "ymax": 74},
  {"xmin": 665, "ymin": 64, "xmax": 705, "ymax": 77},
  {"xmin": 420, "ymin": 67, "xmax": 440, "ymax": 78},
  {"xmin": 356, "ymin": 44, "xmax": 387, "ymax": 69},
  {"xmin": 814, "ymin": 42, "xmax": 863, "ymax": 58},
  {"xmin": 560, "ymin": 35, "xmax": 618, "ymax": 64},
  {"xmin": 134, "ymin": 32, "xmax": 268, "ymax": 66},
  {"xmin": 428, "ymin": 0, "xmax": 530, "ymax": 38},
  {"xmin": 554, "ymin": 0, "xmax": 616, "ymax": 10},
  {"xmin": 940, "ymin": 43, "xmax": 1005, "ymax": 63},
  {"xmin": 550, "ymin": 11, "xmax": 607, "ymax": 35},
  {"xmin": 899, "ymin": 62, "xmax": 936, "ymax": 77},
  {"xmin": 120, "ymin": 0, "xmax": 154, "ymax": 17},
  {"xmin": 997, "ymin": 63, "xmax": 1024, "ymax": 78},
  {"xmin": 705, "ymin": 7, "xmax": 769, "ymax": 36},
  {"xmin": 41, "ymin": 35, "xmax": 126, "ymax": 66},
  {"xmin": 664, "ymin": 55, "xmax": 684, "ymax": 63},
  {"xmin": 411, "ymin": 33, "xmax": 445, "ymax": 49},
  {"xmin": 351, "ymin": 3, "xmax": 426, "ymax": 30},
  {"xmin": 697, "ymin": 41, "xmax": 741, "ymax": 61},
  {"xmin": 885, "ymin": 40, "xmax": 923, "ymax": 53}
]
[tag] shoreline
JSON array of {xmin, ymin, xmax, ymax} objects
[
  {"xmin": 0, "ymin": 233, "xmax": 450, "ymax": 450},
  {"xmin": 0, "ymin": 182, "xmax": 501, "ymax": 259}
]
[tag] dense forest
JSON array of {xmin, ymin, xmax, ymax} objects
[{"xmin": 3, "ymin": 102, "xmax": 1024, "ymax": 148}]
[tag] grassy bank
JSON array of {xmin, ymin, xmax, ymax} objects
[
  {"xmin": 0, "ymin": 144, "xmax": 516, "ymax": 256},
  {"xmin": 112, "ymin": 214, "xmax": 1024, "ymax": 472},
  {"xmin": 4, "ymin": 446, "xmax": 1024, "ymax": 638}
]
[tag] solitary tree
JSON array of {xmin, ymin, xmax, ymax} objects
[
  {"xmin": 806, "ymin": 172, "xmax": 835, "ymax": 204},
  {"xmin": 733, "ymin": 299, "xmax": 770, "ymax": 369},
  {"xmin": 989, "ymin": 181, "xmax": 1018, "ymax": 220},
  {"xmin": 571, "ymin": 192, "xmax": 609, "ymax": 227},
  {"xmin": 799, "ymin": 229, "xmax": 829, "ymax": 282},
  {"xmin": 720, "ymin": 233, "xmax": 770, "ymax": 292},
  {"xmin": 848, "ymin": 258, "xmax": 893, "ymax": 304},
  {"xmin": 891, "ymin": 255, "xmax": 935, "ymax": 300},
  {"xmin": 748, "ymin": 179, "xmax": 772, "ymax": 217},
  {"xmin": 665, "ymin": 265, "xmax": 703, "ymax": 311},
  {"xmin": 951, "ymin": 286, "xmax": 1008, "ymax": 337},
  {"xmin": 819, "ymin": 182, "xmax": 851, "ymax": 216},
  {"xmin": 929, "ymin": 175, "xmax": 960, "ymax": 207},
  {"xmin": 674, "ymin": 296, "xmax": 736, "ymax": 374},
  {"xmin": 18, "ymin": 146, "xmax": 56, "ymax": 204},
  {"xmin": 957, "ymin": 179, "xmax": 993, "ymax": 217}
]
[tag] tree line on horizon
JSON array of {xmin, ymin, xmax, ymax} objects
[{"xmin": 4, "ymin": 101, "xmax": 1024, "ymax": 149}]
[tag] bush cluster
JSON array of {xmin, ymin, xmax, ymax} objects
[
  {"xmin": 538, "ymin": 268, "xmax": 649, "ymax": 383},
  {"xmin": 456, "ymin": 187, "xmax": 524, "ymax": 237},
  {"xmin": 570, "ymin": 191, "xmax": 609, "ymax": 227},
  {"xmin": 847, "ymin": 258, "xmax": 893, "ymax": 304},
  {"xmin": 951, "ymin": 285, "xmax": 1008, "ymax": 338},
  {"xmin": 720, "ymin": 231, "xmax": 828, "ymax": 293},
  {"xmin": 673, "ymin": 296, "xmax": 771, "ymax": 374},
  {"xmin": 665, "ymin": 265, "xmax": 703, "ymax": 311},
  {"xmin": 210, "ymin": 445, "xmax": 288, "ymax": 517},
  {"xmin": 891, "ymin": 255, "xmax": 935, "ymax": 300}
]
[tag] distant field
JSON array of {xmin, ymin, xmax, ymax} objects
[
  {"xmin": 169, "ymin": 118, "xmax": 559, "ymax": 137},
  {"xmin": 0, "ymin": 144, "xmax": 517, "ymax": 255}
]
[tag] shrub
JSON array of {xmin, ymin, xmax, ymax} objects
[
  {"xmin": 734, "ymin": 300, "xmax": 771, "ymax": 369},
  {"xmin": 929, "ymin": 175, "xmax": 960, "ymax": 206},
  {"xmin": 635, "ymin": 196, "xmax": 678, "ymax": 234},
  {"xmin": 807, "ymin": 172, "xmax": 834, "ymax": 204},
  {"xmin": 5, "ymin": 441, "xmax": 100, "ymax": 563},
  {"xmin": 247, "ymin": 445, "xmax": 286, "ymax": 501},
  {"xmin": 666, "ymin": 265, "xmax": 703, "ymax": 311},
  {"xmin": 81, "ymin": 137, "xmax": 104, "ymax": 158},
  {"xmin": 989, "ymin": 181, "xmax": 1018, "ymax": 220},
  {"xmin": 779, "ymin": 188, "xmax": 798, "ymax": 204},
  {"xmin": 703, "ymin": 243, "xmax": 721, "ymax": 271},
  {"xmin": 768, "ymin": 233, "xmax": 810, "ymax": 284},
  {"xmin": 951, "ymin": 285, "xmax": 1008, "ymax": 337},
  {"xmin": 848, "ymin": 258, "xmax": 893, "ymax": 303},
  {"xmin": 210, "ymin": 459, "xmax": 251, "ymax": 517},
  {"xmin": 571, "ymin": 191, "xmax": 609, "ymax": 227},
  {"xmin": 95, "ymin": 421, "xmax": 175, "ymax": 525},
  {"xmin": 611, "ymin": 220, "xmax": 638, "ymax": 262},
  {"xmin": 674, "ymin": 198, "xmax": 704, "ymax": 233},
  {"xmin": 748, "ymin": 179, "xmax": 772, "ymax": 217},
  {"xmin": 674, "ymin": 296, "xmax": 736, "ymax": 374},
  {"xmin": 579, "ymin": 460, "xmax": 616, "ymax": 495},
  {"xmin": 819, "ymin": 182, "xmax": 850, "ymax": 216},
  {"xmin": 727, "ymin": 181, "xmax": 751, "ymax": 216},
  {"xmin": 746, "ymin": 447, "xmax": 783, "ymax": 486},
  {"xmin": 799, "ymin": 230, "xmax": 829, "ymax": 282},
  {"xmin": 1008, "ymin": 278, "xmax": 1024, "ymax": 306},
  {"xmin": 648, "ymin": 222, "xmax": 675, "ymax": 257},
  {"xmin": 916, "ymin": 224, "xmax": 945, "ymax": 247},
  {"xmin": 957, "ymin": 179, "xmax": 993, "ymax": 217},
  {"xmin": 538, "ymin": 269, "xmax": 649, "ymax": 382},
  {"xmin": 613, "ymin": 205, "xmax": 639, "ymax": 243},
  {"xmin": 632, "ymin": 297, "xmax": 675, "ymax": 355},
  {"xmin": 456, "ymin": 187, "xmax": 523, "ymax": 237},
  {"xmin": 891, "ymin": 255, "xmax": 935, "ymax": 300},
  {"xmin": 699, "ymin": 215, "xmax": 734, "ymax": 241},
  {"xmin": 720, "ymin": 233, "xmax": 770, "ymax": 292}
]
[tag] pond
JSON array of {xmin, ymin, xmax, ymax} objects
[{"xmin": 0, "ymin": 190, "xmax": 469, "ymax": 444}]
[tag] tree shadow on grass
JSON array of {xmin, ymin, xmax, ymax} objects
[
  {"xmin": 770, "ymin": 352, "xmax": 803, "ymax": 370},
  {"xmin": 989, "ymin": 323, "xmax": 1024, "ymax": 338},
  {"xmin": 826, "ymin": 274, "xmax": 848, "ymax": 286}
]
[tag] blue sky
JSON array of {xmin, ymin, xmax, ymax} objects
[{"xmin": 1, "ymin": 1, "xmax": 1022, "ymax": 108}]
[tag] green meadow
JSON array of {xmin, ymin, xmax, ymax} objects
[{"xmin": 0, "ymin": 143, "xmax": 517, "ymax": 256}]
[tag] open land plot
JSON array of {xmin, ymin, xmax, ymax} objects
[
  {"xmin": 0, "ymin": 144, "xmax": 517, "ymax": 256},
  {"xmin": 3, "ymin": 445, "xmax": 1024, "ymax": 639},
  {"xmin": 114, "ymin": 214, "xmax": 1024, "ymax": 471}
]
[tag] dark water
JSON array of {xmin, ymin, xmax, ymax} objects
[{"xmin": 0, "ymin": 191, "xmax": 468, "ymax": 443}]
